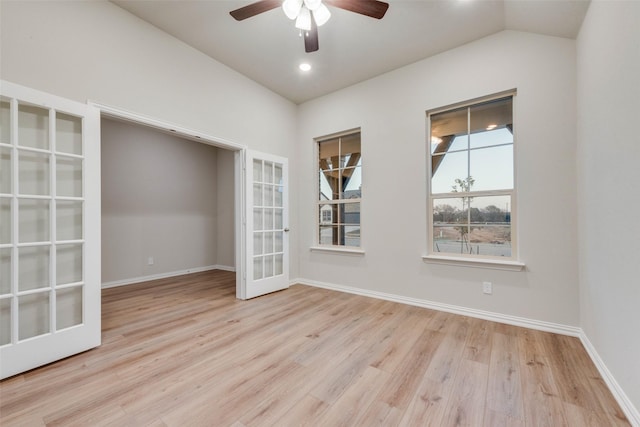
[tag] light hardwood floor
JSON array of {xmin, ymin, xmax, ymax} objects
[{"xmin": 0, "ymin": 270, "xmax": 630, "ymax": 426}]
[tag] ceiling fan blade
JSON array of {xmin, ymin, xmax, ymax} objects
[
  {"xmin": 229, "ymin": 0, "xmax": 282, "ymax": 21},
  {"xmin": 305, "ymin": 18, "xmax": 319, "ymax": 53},
  {"xmin": 324, "ymin": 0, "xmax": 389, "ymax": 19}
]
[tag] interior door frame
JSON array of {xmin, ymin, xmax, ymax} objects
[{"xmin": 92, "ymin": 103, "xmax": 247, "ymax": 297}]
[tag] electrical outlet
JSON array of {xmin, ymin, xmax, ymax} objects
[
  {"xmin": 148, "ymin": 256, "xmax": 154, "ymax": 266},
  {"xmin": 482, "ymin": 281, "xmax": 492, "ymax": 295}
]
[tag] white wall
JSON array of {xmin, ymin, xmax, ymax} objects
[
  {"xmin": 0, "ymin": 0, "xmax": 299, "ymax": 278},
  {"xmin": 101, "ymin": 118, "xmax": 235, "ymax": 283},
  {"xmin": 297, "ymin": 31, "xmax": 580, "ymax": 326},
  {"xmin": 577, "ymin": 0, "xmax": 640, "ymax": 414}
]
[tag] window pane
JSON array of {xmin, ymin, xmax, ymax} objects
[
  {"xmin": 340, "ymin": 133, "xmax": 361, "ymax": 168},
  {"xmin": 431, "ymin": 150, "xmax": 467, "ymax": 193},
  {"xmin": 433, "ymin": 226, "xmax": 471, "ymax": 254},
  {"xmin": 431, "ymin": 106, "xmax": 467, "ymax": 153},
  {"xmin": 319, "ymin": 170, "xmax": 340, "ymax": 201},
  {"xmin": 342, "ymin": 167, "xmax": 361, "ymax": 199},
  {"xmin": 319, "ymin": 138, "xmax": 339, "ymax": 170},
  {"xmin": 471, "ymin": 195, "xmax": 512, "ymax": 224},
  {"xmin": 319, "ymin": 225, "xmax": 338, "ymax": 245},
  {"xmin": 433, "ymin": 198, "xmax": 465, "ymax": 226},
  {"xmin": 467, "ymin": 226, "xmax": 512, "ymax": 257},
  {"xmin": 469, "ymin": 97, "xmax": 512, "ymax": 147},
  {"xmin": 470, "ymin": 145, "xmax": 513, "ymax": 191},
  {"xmin": 18, "ymin": 104, "xmax": 49, "ymax": 150},
  {"xmin": 341, "ymin": 202, "xmax": 360, "ymax": 225},
  {"xmin": 319, "ymin": 204, "xmax": 338, "ymax": 226},
  {"xmin": 344, "ymin": 225, "xmax": 361, "ymax": 247}
]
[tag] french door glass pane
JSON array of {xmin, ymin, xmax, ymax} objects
[
  {"xmin": 0, "ymin": 99, "xmax": 10, "ymax": 144},
  {"xmin": 274, "ymin": 254, "xmax": 283, "ymax": 276},
  {"xmin": 56, "ymin": 200, "xmax": 82, "ymax": 241},
  {"xmin": 18, "ymin": 246, "xmax": 49, "ymax": 291},
  {"xmin": 55, "ymin": 113, "xmax": 82, "ymax": 155},
  {"xmin": 253, "ymin": 256, "xmax": 263, "ymax": 280},
  {"xmin": 0, "ymin": 248, "xmax": 10, "ymax": 294},
  {"xmin": 0, "ymin": 198, "xmax": 10, "ymax": 244},
  {"xmin": 56, "ymin": 157, "xmax": 82, "ymax": 197},
  {"xmin": 18, "ymin": 104, "xmax": 49, "ymax": 150},
  {"xmin": 264, "ymin": 255, "xmax": 274, "ymax": 277},
  {"xmin": 274, "ymin": 209, "xmax": 283, "ymax": 229},
  {"xmin": 253, "ymin": 208, "xmax": 263, "ymax": 231},
  {"xmin": 274, "ymin": 231, "xmax": 283, "ymax": 253},
  {"xmin": 253, "ymin": 184, "xmax": 262, "ymax": 207},
  {"xmin": 18, "ymin": 151, "xmax": 50, "ymax": 196},
  {"xmin": 264, "ymin": 232, "xmax": 274, "ymax": 255},
  {"xmin": 264, "ymin": 208, "xmax": 274, "ymax": 231},
  {"xmin": 56, "ymin": 244, "xmax": 82, "ymax": 285},
  {"xmin": 253, "ymin": 159, "xmax": 262, "ymax": 182},
  {"xmin": 264, "ymin": 162, "xmax": 273, "ymax": 184},
  {"xmin": 0, "ymin": 298, "xmax": 10, "ymax": 345},
  {"xmin": 18, "ymin": 199, "xmax": 50, "ymax": 243},
  {"xmin": 0, "ymin": 147, "xmax": 10, "ymax": 193},
  {"xmin": 274, "ymin": 186, "xmax": 283, "ymax": 207},
  {"xmin": 274, "ymin": 164, "xmax": 282, "ymax": 185},
  {"xmin": 56, "ymin": 286, "xmax": 83, "ymax": 330},
  {"xmin": 264, "ymin": 185, "xmax": 273, "ymax": 207},
  {"xmin": 18, "ymin": 292, "xmax": 49, "ymax": 340},
  {"xmin": 253, "ymin": 232, "xmax": 263, "ymax": 256}
]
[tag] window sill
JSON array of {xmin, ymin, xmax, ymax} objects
[
  {"xmin": 310, "ymin": 246, "xmax": 365, "ymax": 256},
  {"xmin": 422, "ymin": 255, "xmax": 525, "ymax": 271}
]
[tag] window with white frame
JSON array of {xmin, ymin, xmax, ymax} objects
[
  {"xmin": 428, "ymin": 94, "xmax": 516, "ymax": 259},
  {"xmin": 317, "ymin": 131, "xmax": 361, "ymax": 248}
]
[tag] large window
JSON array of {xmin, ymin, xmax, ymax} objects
[
  {"xmin": 317, "ymin": 131, "xmax": 362, "ymax": 248},
  {"xmin": 428, "ymin": 94, "xmax": 516, "ymax": 260}
]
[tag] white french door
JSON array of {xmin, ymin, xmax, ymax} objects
[
  {"xmin": 239, "ymin": 150, "xmax": 289, "ymax": 299},
  {"xmin": 0, "ymin": 81, "xmax": 101, "ymax": 379}
]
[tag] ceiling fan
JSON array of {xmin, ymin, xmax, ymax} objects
[{"xmin": 230, "ymin": 0, "xmax": 389, "ymax": 53}]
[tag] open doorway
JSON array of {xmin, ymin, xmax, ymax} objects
[{"xmin": 98, "ymin": 108, "xmax": 244, "ymax": 297}]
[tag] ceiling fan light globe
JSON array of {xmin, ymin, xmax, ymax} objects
[
  {"xmin": 282, "ymin": 0, "xmax": 303, "ymax": 20},
  {"xmin": 313, "ymin": 3, "xmax": 331, "ymax": 26},
  {"xmin": 303, "ymin": 0, "xmax": 322, "ymax": 11},
  {"xmin": 295, "ymin": 6, "xmax": 312, "ymax": 30}
]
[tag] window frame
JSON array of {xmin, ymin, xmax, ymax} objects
[
  {"xmin": 314, "ymin": 128, "xmax": 363, "ymax": 252},
  {"xmin": 426, "ymin": 90, "xmax": 522, "ymax": 268}
]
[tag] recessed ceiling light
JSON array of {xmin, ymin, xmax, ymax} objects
[{"xmin": 299, "ymin": 63, "xmax": 312, "ymax": 72}]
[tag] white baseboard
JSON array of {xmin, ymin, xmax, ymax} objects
[
  {"xmin": 291, "ymin": 277, "xmax": 639, "ymax": 426},
  {"xmin": 293, "ymin": 278, "xmax": 581, "ymax": 336},
  {"xmin": 102, "ymin": 264, "xmax": 235, "ymax": 289},
  {"xmin": 579, "ymin": 333, "xmax": 640, "ymax": 426}
]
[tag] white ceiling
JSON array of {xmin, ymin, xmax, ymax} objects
[{"xmin": 112, "ymin": 0, "xmax": 590, "ymax": 104}]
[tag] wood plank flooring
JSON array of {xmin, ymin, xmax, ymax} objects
[{"xmin": 0, "ymin": 270, "xmax": 630, "ymax": 426}]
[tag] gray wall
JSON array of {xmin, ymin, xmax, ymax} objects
[
  {"xmin": 101, "ymin": 118, "xmax": 234, "ymax": 284},
  {"xmin": 297, "ymin": 31, "xmax": 580, "ymax": 326},
  {"xmin": 577, "ymin": 0, "xmax": 640, "ymax": 412}
]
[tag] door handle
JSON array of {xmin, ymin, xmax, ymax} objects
[{"xmin": 284, "ymin": 228, "xmax": 290, "ymax": 232}]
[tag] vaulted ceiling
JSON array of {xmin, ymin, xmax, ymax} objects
[{"xmin": 112, "ymin": 0, "xmax": 590, "ymax": 104}]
